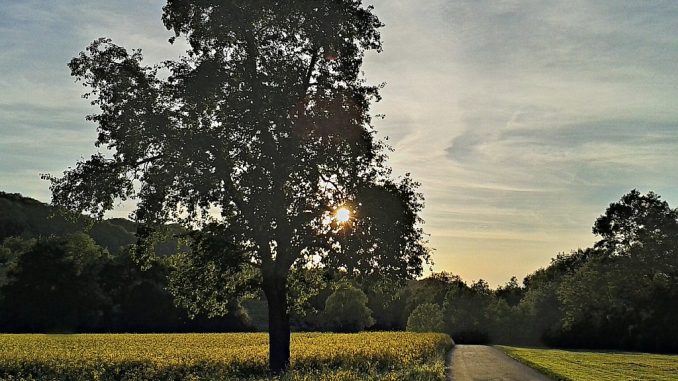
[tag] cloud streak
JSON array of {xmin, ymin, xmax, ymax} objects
[
  {"xmin": 366, "ymin": 0, "xmax": 678, "ymax": 284},
  {"xmin": 1, "ymin": 0, "xmax": 677, "ymax": 284}
]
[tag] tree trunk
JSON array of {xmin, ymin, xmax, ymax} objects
[{"xmin": 263, "ymin": 272, "xmax": 291, "ymax": 374}]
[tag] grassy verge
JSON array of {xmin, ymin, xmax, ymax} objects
[
  {"xmin": 498, "ymin": 345, "xmax": 678, "ymax": 381},
  {"xmin": 0, "ymin": 332, "xmax": 453, "ymax": 381}
]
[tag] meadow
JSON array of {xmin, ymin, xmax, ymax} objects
[
  {"xmin": 499, "ymin": 346, "xmax": 678, "ymax": 381},
  {"xmin": 0, "ymin": 332, "xmax": 453, "ymax": 381}
]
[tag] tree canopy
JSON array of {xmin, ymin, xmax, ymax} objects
[{"xmin": 45, "ymin": 0, "xmax": 430, "ymax": 373}]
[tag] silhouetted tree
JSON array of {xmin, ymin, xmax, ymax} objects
[
  {"xmin": 403, "ymin": 272, "xmax": 462, "ymax": 323},
  {"xmin": 442, "ymin": 279, "xmax": 493, "ymax": 344},
  {"xmin": 0, "ymin": 234, "xmax": 110, "ymax": 332},
  {"xmin": 495, "ymin": 276, "xmax": 523, "ymax": 307},
  {"xmin": 555, "ymin": 190, "xmax": 678, "ymax": 351},
  {"xmin": 593, "ymin": 190, "xmax": 678, "ymax": 268},
  {"xmin": 363, "ymin": 276, "xmax": 408, "ymax": 330},
  {"xmin": 45, "ymin": 0, "xmax": 430, "ymax": 373}
]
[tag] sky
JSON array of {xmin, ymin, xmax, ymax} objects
[{"xmin": 2, "ymin": 0, "xmax": 678, "ymax": 286}]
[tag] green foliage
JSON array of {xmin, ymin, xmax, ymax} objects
[
  {"xmin": 46, "ymin": 0, "xmax": 432, "ymax": 371},
  {"xmin": 363, "ymin": 277, "xmax": 408, "ymax": 330},
  {"xmin": 0, "ymin": 226, "xmax": 252, "ymax": 334},
  {"xmin": 0, "ymin": 237, "xmax": 31, "ymax": 291},
  {"xmin": 547, "ymin": 190, "xmax": 678, "ymax": 351},
  {"xmin": 593, "ymin": 189, "xmax": 678, "ymax": 257},
  {"xmin": 490, "ymin": 190, "xmax": 678, "ymax": 351},
  {"xmin": 0, "ymin": 234, "xmax": 110, "ymax": 332},
  {"xmin": 403, "ymin": 273, "xmax": 461, "ymax": 322},
  {"xmin": 495, "ymin": 276, "xmax": 524, "ymax": 307},
  {"xmin": 166, "ymin": 224, "xmax": 259, "ymax": 319},
  {"xmin": 441, "ymin": 279, "xmax": 494, "ymax": 344},
  {"xmin": 6, "ymin": 181, "xmax": 678, "ymax": 358},
  {"xmin": 394, "ymin": 192, "xmax": 678, "ymax": 350},
  {"xmin": 287, "ymin": 267, "xmax": 332, "ymax": 324},
  {"xmin": 322, "ymin": 283, "xmax": 375, "ymax": 333},
  {"xmin": 0, "ymin": 192, "xmax": 135, "ymax": 254},
  {"xmin": 406, "ymin": 303, "xmax": 445, "ymax": 333}
]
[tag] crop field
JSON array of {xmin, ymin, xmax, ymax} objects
[
  {"xmin": 0, "ymin": 332, "xmax": 452, "ymax": 381},
  {"xmin": 499, "ymin": 346, "xmax": 678, "ymax": 381}
]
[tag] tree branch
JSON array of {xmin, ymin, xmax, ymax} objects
[
  {"xmin": 129, "ymin": 154, "xmax": 164, "ymax": 168},
  {"xmin": 319, "ymin": 172, "xmax": 345, "ymax": 199},
  {"xmin": 301, "ymin": 48, "xmax": 320, "ymax": 98}
]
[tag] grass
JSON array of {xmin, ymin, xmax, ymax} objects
[
  {"xmin": 498, "ymin": 346, "xmax": 678, "ymax": 381},
  {"xmin": 0, "ymin": 332, "xmax": 453, "ymax": 380}
]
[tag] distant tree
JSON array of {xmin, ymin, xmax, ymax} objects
[
  {"xmin": 555, "ymin": 190, "xmax": 678, "ymax": 351},
  {"xmin": 0, "ymin": 238, "xmax": 38, "ymax": 326},
  {"xmin": 0, "ymin": 237, "xmax": 33, "ymax": 301},
  {"xmin": 470, "ymin": 279, "xmax": 491, "ymax": 295},
  {"xmin": 495, "ymin": 276, "xmax": 524, "ymax": 307},
  {"xmin": 593, "ymin": 189, "xmax": 678, "ymax": 259},
  {"xmin": 286, "ymin": 268, "xmax": 335, "ymax": 331},
  {"xmin": 443, "ymin": 279, "xmax": 492, "ymax": 344},
  {"xmin": 403, "ymin": 272, "xmax": 464, "ymax": 323},
  {"xmin": 406, "ymin": 303, "xmax": 444, "ymax": 333},
  {"xmin": 98, "ymin": 247, "xmax": 184, "ymax": 332},
  {"xmin": 0, "ymin": 192, "xmax": 137, "ymax": 254},
  {"xmin": 0, "ymin": 234, "xmax": 110, "ymax": 332},
  {"xmin": 364, "ymin": 277, "xmax": 408, "ymax": 330},
  {"xmin": 517, "ymin": 249, "xmax": 593, "ymax": 345},
  {"xmin": 45, "ymin": 0, "xmax": 430, "ymax": 372},
  {"xmin": 322, "ymin": 283, "xmax": 374, "ymax": 333}
]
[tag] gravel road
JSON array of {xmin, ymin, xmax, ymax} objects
[{"xmin": 447, "ymin": 345, "xmax": 553, "ymax": 381}]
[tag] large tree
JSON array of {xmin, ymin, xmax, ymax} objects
[
  {"xmin": 593, "ymin": 189, "xmax": 678, "ymax": 260},
  {"xmin": 557, "ymin": 190, "xmax": 678, "ymax": 351},
  {"xmin": 45, "ymin": 0, "xmax": 430, "ymax": 373}
]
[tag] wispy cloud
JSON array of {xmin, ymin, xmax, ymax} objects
[
  {"xmin": 0, "ymin": 0, "xmax": 185, "ymax": 204},
  {"xmin": 366, "ymin": 0, "xmax": 678, "ymax": 284},
  {"xmin": 1, "ymin": 0, "xmax": 677, "ymax": 284}
]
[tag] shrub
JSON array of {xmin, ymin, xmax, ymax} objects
[
  {"xmin": 322, "ymin": 283, "xmax": 375, "ymax": 333},
  {"xmin": 407, "ymin": 303, "xmax": 445, "ymax": 333}
]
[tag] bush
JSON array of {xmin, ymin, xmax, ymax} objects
[
  {"xmin": 407, "ymin": 303, "xmax": 445, "ymax": 333},
  {"xmin": 323, "ymin": 283, "xmax": 375, "ymax": 333}
]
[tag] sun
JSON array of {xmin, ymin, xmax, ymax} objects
[{"xmin": 335, "ymin": 207, "xmax": 351, "ymax": 223}]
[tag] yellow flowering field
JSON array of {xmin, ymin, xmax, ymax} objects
[{"xmin": 0, "ymin": 332, "xmax": 452, "ymax": 380}]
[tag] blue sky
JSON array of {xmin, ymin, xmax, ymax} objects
[{"xmin": 2, "ymin": 0, "xmax": 678, "ymax": 285}]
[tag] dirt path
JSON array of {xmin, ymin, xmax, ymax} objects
[{"xmin": 447, "ymin": 345, "xmax": 553, "ymax": 381}]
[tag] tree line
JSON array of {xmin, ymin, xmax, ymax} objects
[
  {"xmin": 0, "ymin": 192, "xmax": 250, "ymax": 332},
  {"xmin": 389, "ymin": 189, "xmax": 678, "ymax": 353},
  {"xmin": 2, "ymin": 189, "xmax": 677, "ymax": 353}
]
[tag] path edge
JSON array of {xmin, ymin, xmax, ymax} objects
[{"xmin": 495, "ymin": 346, "xmax": 570, "ymax": 381}]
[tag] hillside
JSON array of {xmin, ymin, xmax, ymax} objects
[{"xmin": 0, "ymin": 191, "xmax": 135, "ymax": 253}]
